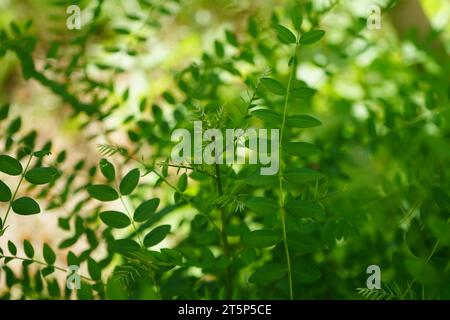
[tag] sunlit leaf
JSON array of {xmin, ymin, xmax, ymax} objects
[
  {"xmin": 287, "ymin": 115, "xmax": 321, "ymax": 128},
  {"xmin": 25, "ymin": 167, "xmax": 58, "ymax": 185},
  {"xmin": 119, "ymin": 168, "xmax": 140, "ymax": 195},
  {"xmin": 300, "ymin": 30, "xmax": 325, "ymax": 45},
  {"xmin": 100, "ymin": 211, "xmax": 131, "ymax": 229},
  {"xmin": 261, "ymin": 77, "xmax": 286, "ymax": 96},
  {"xmin": 178, "ymin": 173, "xmax": 188, "ymax": 192},
  {"xmin": 0, "ymin": 155, "xmax": 22, "ymax": 176},
  {"xmin": 12, "ymin": 197, "xmax": 40, "ymax": 215},
  {"xmin": 144, "ymin": 225, "xmax": 171, "ymax": 247},
  {"xmin": 87, "ymin": 185, "xmax": 118, "ymax": 201},
  {"xmin": 0, "ymin": 180, "xmax": 11, "ymax": 202},
  {"xmin": 43, "ymin": 243, "xmax": 56, "ymax": 265},
  {"xmin": 99, "ymin": 158, "xmax": 115, "ymax": 181},
  {"xmin": 274, "ymin": 24, "xmax": 296, "ymax": 44},
  {"xmin": 23, "ymin": 240, "xmax": 34, "ymax": 258},
  {"xmin": 134, "ymin": 198, "xmax": 160, "ymax": 222},
  {"xmin": 291, "ymin": 86, "xmax": 316, "ymax": 99}
]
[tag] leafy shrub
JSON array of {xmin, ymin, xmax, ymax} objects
[{"xmin": 0, "ymin": 0, "xmax": 449, "ymax": 300}]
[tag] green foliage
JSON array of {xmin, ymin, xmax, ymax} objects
[
  {"xmin": 0, "ymin": 155, "xmax": 22, "ymax": 176},
  {"xmin": 12, "ymin": 197, "xmax": 40, "ymax": 215},
  {"xmin": 119, "ymin": 169, "xmax": 140, "ymax": 196},
  {"xmin": 143, "ymin": 225, "xmax": 171, "ymax": 247},
  {"xmin": 134, "ymin": 199, "xmax": 160, "ymax": 222},
  {"xmin": 87, "ymin": 185, "xmax": 119, "ymax": 201},
  {"xmin": 100, "ymin": 211, "xmax": 131, "ymax": 229},
  {"xmin": 0, "ymin": 0, "xmax": 449, "ymax": 301}
]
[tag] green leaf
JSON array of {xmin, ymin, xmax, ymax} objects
[
  {"xmin": 87, "ymin": 184, "xmax": 118, "ymax": 201},
  {"xmin": 274, "ymin": 24, "xmax": 296, "ymax": 44},
  {"xmin": 404, "ymin": 258, "xmax": 438, "ymax": 285},
  {"xmin": 0, "ymin": 103, "xmax": 10, "ymax": 120},
  {"xmin": 225, "ymin": 30, "xmax": 238, "ymax": 47},
  {"xmin": 245, "ymin": 197, "xmax": 279, "ymax": 215},
  {"xmin": 143, "ymin": 225, "xmax": 171, "ymax": 247},
  {"xmin": 285, "ymin": 200, "xmax": 324, "ymax": 218},
  {"xmin": 119, "ymin": 168, "xmax": 140, "ymax": 195},
  {"xmin": 7, "ymin": 117, "xmax": 21, "ymax": 134},
  {"xmin": 67, "ymin": 251, "xmax": 79, "ymax": 266},
  {"xmin": 110, "ymin": 239, "xmax": 140, "ymax": 254},
  {"xmin": 0, "ymin": 155, "xmax": 23, "ymax": 176},
  {"xmin": 43, "ymin": 243, "xmax": 56, "ymax": 265},
  {"xmin": 287, "ymin": 232, "xmax": 321, "ymax": 254},
  {"xmin": 242, "ymin": 229, "xmax": 281, "ymax": 248},
  {"xmin": 300, "ymin": 30, "xmax": 325, "ymax": 45},
  {"xmin": 283, "ymin": 142, "xmax": 320, "ymax": 157},
  {"xmin": 287, "ymin": 115, "xmax": 321, "ymax": 128},
  {"xmin": 59, "ymin": 236, "xmax": 78, "ymax": 249},
  {"xmin": 134, "ymin": 198, "xmax": 160, "ymax": 222},
  {"xmin": 41, "ymin": 266, "xmax": 55, "ymax": 277},
  {"xmin": 23, "ymin": 240, "xmax": 34, "ymax": 258},
  {"xmin": 291, "ymin": 6, "xmax": 303, "ymax": 31},
  {"xmin": 249, "ymin": 264, "xmax": 285, "ymax": 284},
  {"xmin": 99, "ymin": 158, "xmax": 115, "ymax": 181},
  {"xmin": 405, "ymin": 219, "xmax": 429, "ymax": 259},
  {"xmin": 251, "ymin": 109, "xmax": 282, "ymax": 125},
  {"xmin": 178, "ymin": 173, "xmax": 188, "ymax": 192},
  {"xmin": 77, "ymin": 281, "xmax": 93, "ymax": 300},
  {"xmin": 100, "ymin": 211, "xmax": 131, "ymax": 229},
  {"xmin": 291, "ymin": 86, "xmax": 316, "ymax": 98},
  {"xmin": 432, "ymin": 186, "xmax": 450, "ymax": 213},
  {"xmin": 261, "ymin": 77, "xmax": 286, "ymax": 96},
  {"xmin": 8, "ymin": 241, "xmax": 17, "ymax": 255},
  {"xmin": 427, "ymin": 216, "xmax": 450, "ymax": 246},
  {"xmin": 293, "ymin": 260, "xmax": 321, "ymax": 283},
  {"xmin": 161, "ymin": 248, "xmax": 184, "ymax": 264},
  {"xmin": 0, "ymin": 179, "xmax": 12, "ymax": 202},
  {"xmin": 113, "ymin": 27, "xmax": 130, "ymax": 35},
  {"xmin": 244, "ymin": 173, "xmax": 278, "ymax": 187},
  {"xmin": 87, "ymin": 257, "xmax": 101, "ymax": 281},
  {"xmin": 284, "ymin": 168, "xmax": 322, "ymax": 185},
  {"xmin": 214, "ymin": 40, "xmax": 225, "ymax": 58},
  {"xmin": 25, "ymin": 167, "xmax": 58, "ymax": 185},
  {"xmin": 12, "ymin": 197, "xmax": 40, "ymax": 215},
  {"xmin": 33, "ymin": 150, "xmax": 51, "ymax": 158}
]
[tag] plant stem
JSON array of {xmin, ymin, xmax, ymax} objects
[
  {"xmin": 0, "ymin": 254, "xmax": 95, "ymax": 283},
  {"xmin": 126, "ymin": 153, "xmax": 222, "ymax": 233},
  {"xmin": 118, "ymin": 191, "xmax": 144, "ymax": 248},
  {"xmin": 214, "ymin": 163, "xmax": 233, "ymax": 299},
  {"xmin": 278, "ymin": 39, "xmax": 300, "ymax": 300},
  {"xmin": 401, "ymin": 217, "xmax": 450, "ymax": 299},
  {"xmin": 163, "ymin": 163, "xmax": 216, "ymax": 178},
  {"xmin": 1, "ymin": 154, "xmax": 33, "ymax": 235}
]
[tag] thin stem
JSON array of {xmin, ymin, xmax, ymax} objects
[
  {"xmin": 118, "ymin": 191, "xmax": 144, "ymax": 248},
  {"xmin": 0, "ymin": 254, "xmax": 95, "ymax": 283},
  {"xmin": 1, "ymin": 154, "xmax": 33, "ymax": 235},
  {"xmin": 126, "ymin": 154, "xmax": 222, "ymax": 233},
  {"xmin": 163, "ymin": 163, "xmax": 216, "ymax": 178},
  {"xmin": 401, "ymin": 217, "xmax": 450, "ymax": 299},
  {"xmin": 278, "ymin": 39, "xmax": 300, "ymax": 300},
  {"xmin": 426, "ymin": 217, "xmax": 450, "ymax": 262},
  {"xmin": 214, "ymin": 163, "xmax": 233, "ymax": 299}
]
